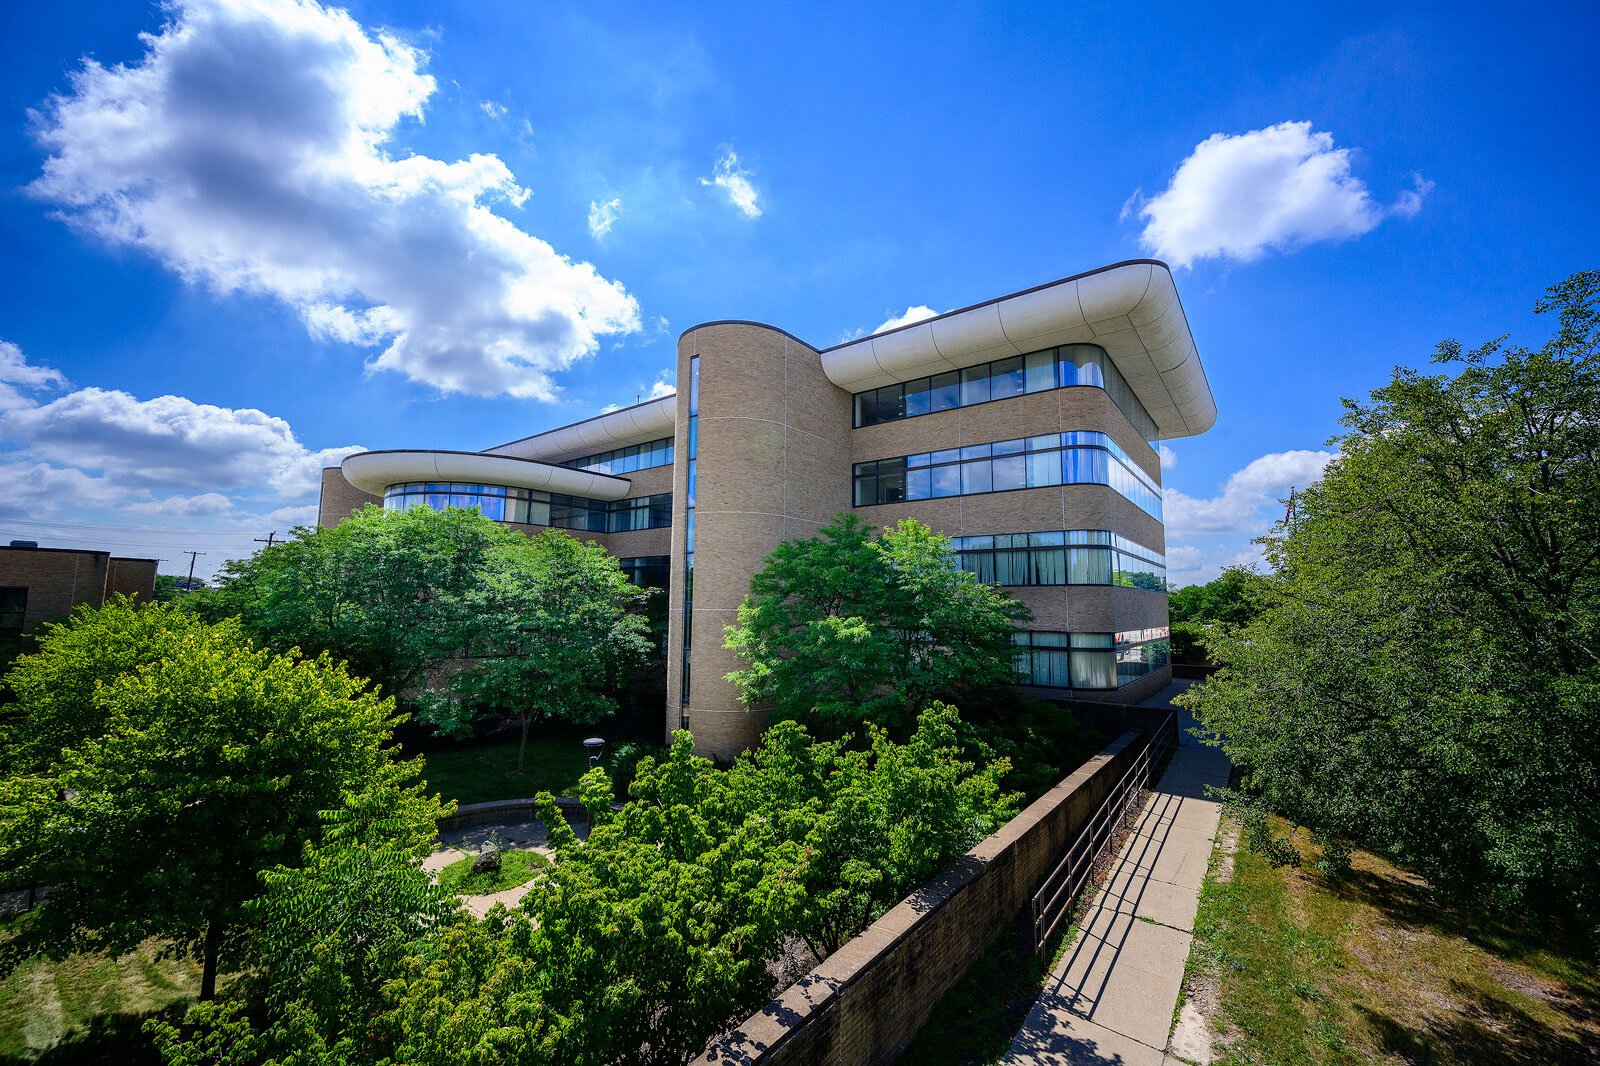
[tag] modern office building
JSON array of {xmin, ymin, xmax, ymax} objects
[{"xmin": 320, "ymin": 259, "xmax": 1216, "ymax": 758}]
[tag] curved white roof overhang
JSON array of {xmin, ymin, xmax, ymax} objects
[
  {"xmin": 818, "ymin": 260, "xmax": 1216, "ymax": 439},
  {"xmin": 486, "ymin": 394, "xmax": 676, "ymax": 464},
  {"xmin": 342, "ymin": 450, "xmax": 633, "ymax": 502}
]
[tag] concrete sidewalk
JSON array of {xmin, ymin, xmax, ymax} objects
[{"xmin": 1003, "ymin": 681, "xmax": 1230, "ymax": 1066}]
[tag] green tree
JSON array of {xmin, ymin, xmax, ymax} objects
[
  {"xmin": 153, "ymin": 573, "xmax": 206, "ymax": 601},
  {"xmin": 1167, "ymin": 565, "xmax": 1265, "ymax": 627},
  {"xmin": 172, "ymin": 708, "xmax": 1014, "ymax": 1065},
  {"xmin": 186, "ymin": 505, "xmax": 505, "ymax": 701},
  {"xmin": 442, "ymin": 530, "xmax": 653, "ymax": 772},
  {"xmin": 190, "ymin": 508, "xmax": 655, "ymax": 762},
  {"xmin": 733, "ymin": 704, "xmax": 1016, "ymax": 955},
  {"xmin": 150, "ymin": 796, "xmax": 455, "ymax": 1065},
  {"xmin": 724, "ymin": 515, "xmax": 1029, "ymax": 734},
  {"xmin": 0, "ymin": 608, "xmax": 447, "ymax": 1000},
  {"xmin": 0, "ymin": 597, "xmax": 208, "ymax": 775},
  {"xmin": 1183, "ymin": 270, "xmax": 1600, "ymax": 935}
]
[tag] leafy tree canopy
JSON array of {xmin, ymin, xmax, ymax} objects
[
  {"xmin": 724, "ymin": 514, "xmax": 1030, "ymax": 735},
  {"xmin": 1182, "ymin": 270, "xmax": 1600, "ymax": 938},
  {"xmin": 187, "ymin": 507, "xmax": 653, "ymax": 754},
  {"xmin": 0, "ymin": 604, "xmax": 448, "ymax": 1000},
  {"xmin": 158, "ymin": 706, "xmax": 1015, "ymax": 1065},
  {"xmin": 1167, "ymin": 565, "xmax": 1267, "ymax": 627}
]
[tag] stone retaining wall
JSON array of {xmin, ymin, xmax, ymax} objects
[{"xmin": 695, "ymin": 721, "xmax": 1169, "ymax": 1066}]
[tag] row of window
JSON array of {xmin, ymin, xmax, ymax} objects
[
  {"xmin": 562, "ymin": 436, "xmax": 675, "ymax": 476},
  {"xmin": 951, "ymin": 530, "xmax": 1167, "ymax": 591},
  {"xmin": 1012, "ymin": 627, "xmax": 1171, "ymax": 689},
  {"xmin": 852, "ymin": 431, "xmax": 1163, "ymax": 519},
  {"xmin": 851, "ymin": 343, "xmax": 1159, "ymax": 442},
  {"xmin": 382, "ymin": 483, "xmax": 672, "ymax": 534}
]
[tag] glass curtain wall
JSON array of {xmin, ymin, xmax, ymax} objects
[
  {"xmin": 853, "ymin": 431, "xmax": 1163, "ymax": 520},
  {"xmin": 383, "ymin": 483, "xmax": 672, "ymax": 533},
  {"xmin": 562, "ymin": 437, "xmax": 674, "ymax": 475},
  {"xmin": 851, "ymin": 343, "xmax": 1159, "ymax": 443},
  {"xmin": 1013, "ymin": 627, "xmax": 1171, "ymax": 689},
  {"xmin": 951, "ymin": 530, "xmax": 1167, "ymax": 591}
]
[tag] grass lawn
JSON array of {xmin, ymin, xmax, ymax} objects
[
  {"xmin": 436, "ymin": 849, "xmax": 550, "ymax": 896},
  {"xmin": 0, "ymin": 939, "xmax": 199, "ymax": 1063},
  {"xmin": 417, "ymin": 734, "xmax": 591, "ymax": 806},
  {"xmin": 1184, "ymin": 819, "xmax": 1600, "ymax": 1065}
]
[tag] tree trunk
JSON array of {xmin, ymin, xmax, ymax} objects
[
  {"xmin": 517, "ymin": 715, "xmax": 531, "ymax": 774},
  {"xmin": 200, "ymin": 917, "xmax": 222, "ymax": 1001}
]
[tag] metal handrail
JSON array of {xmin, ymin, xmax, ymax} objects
[{"xmin": 1026, "ymin": 712, "xmax": 1176, "ymax": 954}]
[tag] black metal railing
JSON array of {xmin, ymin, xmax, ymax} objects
[{"xmin": 1023, "ymin": 712, "xmax": 1177, "ymax": 954}]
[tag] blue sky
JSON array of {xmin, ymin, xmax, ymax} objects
[{"xmin": 0, "ymin": 0, "xmax": 1595, "ymax": 581}]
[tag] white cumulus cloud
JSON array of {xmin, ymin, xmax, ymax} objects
[
  {"xmin": 0, "ymin": 341, "xmax": 68, "ymax": 412},
  {"xmin": 876, "ymin": 305, "xmax": 940, "ymax": 333},
  {"xmin": 1133, "ymin": 121, "xmax": 1431, "ymax": 267},
  {"xmin": 125, "ymin": 491, "xmax": 237, "ymax": 516},
  {"xmin": 698, "ymin": 149, "xmax": 761, "ymax": 218},
  {"xmin": 1164, "ymin": 449, "xmax": 1337, "ymax": 539},
  {"xmin": 3, "ymin": 386, "xmax": 359, "ymax": 499},
  {"xmin": 479, "ymin": 100, "xmax": 507, "ymax": 118},
  {"xmin": 1157, "ymin": 444, "xmax": 1178, "ymax": 471},
  {"xmin": 29, "ymin": 0, "xmax": 641, "ymax": 400},
  {"xmin": 588, "ymin": 197, "xmax": 622, "ymax": 239}
]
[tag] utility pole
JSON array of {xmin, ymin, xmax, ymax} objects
[
  {"xmin": 254, "ymin": 531, "xmax": 278, "ymax": 549},
  {"xmin": 183, "ymin": 550, "xmax": 206, "ymax": 593}
]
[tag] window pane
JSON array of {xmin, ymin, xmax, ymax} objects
[
  {"xmin": 1033, "ymin": 547, "xmax": 1066, "ymax": 584},
  {"xmin": 1025, "ymin": 349, "xmax": 1056, "ymax": 392},
  {"xmin": 854, "ymin": 476, "xmax": 877, "ymax": 507},
  {"xmin": 905, "ymin": 466, "xmax": 932, "ymax": 500},
  {"xmin": 962, "ymin": 460, "xmax": 993, "ymax": 494},
  {"xmin": 931, "ymin": 464, "xmax": 962, "ymax": 497},
  {"xmin": 876, "ymin": 385, "xmax": 906, "ymax": 423},
  {"xmin": 878, "ymin": 465, "xmax": 906, "ymax": 503},
  {"xmin": 992, "ymin": 454, "xmax": 1026, "ymax": 491},
  {"xmin": 992, "ymin": 356, "xmax": 1025, "ymax": 399},
  {"xmin": 930, "ymin": 371, "xmax": 960, "ymax": 411},
  {"xmin": 1071, "ymin": 649, "xmax": 1117, "ymax": 688},
  {"xmin": 905, "ymin": 378, "xmax": 931, "ymax": 417},
  {"xmin": 1066, "ymin": 547, "xmax": 1113, "ymax": 584},
  {"xmin": 855, "ymin": 392, "xmax": 876, "ymax": 427},
  {"xmin": 960, "ymin": 366, "xmax": 991, "ymax": 405},
  {"xmin": 1027, "ymin": 449, "xmax": 1062, "ymax": 488},
  {"xmin": 995, "ymin": 549, "xmax": 1028, "ymax": 584}
]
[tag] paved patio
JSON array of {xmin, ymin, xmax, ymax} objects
[
  {"xmin": 426, "ymin": 814, "xmax": 585, "ymax": 917},
  {"xmin": 1003, "ymin": 681, "xmax": 1230, "ymax": 1065}
]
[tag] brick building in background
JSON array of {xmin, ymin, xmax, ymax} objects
[
  {"xmin": 0, "ymin": 542, "xmax": 159, "ymax": 659},
  {"xmin": 317, "ymin": 259, "xmax": 1217, "ymax": 758}
]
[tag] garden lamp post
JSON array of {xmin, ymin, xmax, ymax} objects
[{"xmin": 583, "ymin": 737, "xmax": 605, "ymax": 768}]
